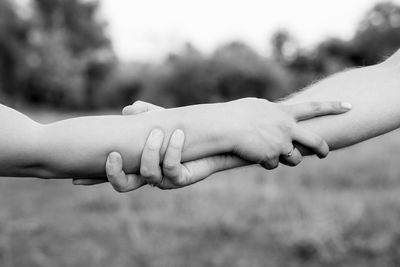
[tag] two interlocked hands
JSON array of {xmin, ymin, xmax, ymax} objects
[{"xmin": 73, "ymin": 98, "xmax": 351, "ymax": 192}]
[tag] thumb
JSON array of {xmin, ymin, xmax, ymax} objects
[{"xmin": 122, "ymin": 101, "xmax": 164, "ymax": 115}]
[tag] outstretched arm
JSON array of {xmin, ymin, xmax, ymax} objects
[
  {"xmin": 0, "ymin": 103, "xmax": 235, "ymax": 178},
  {"xmin": 97, "ymin": 49, "xmax": 400, "ymax": 192},
  {"xmin": 0, "ymin": 99, "xmax": 345, "ymax": 179},
  {"xmin": 284, "ymin": 50, "xmax": 400, "ymax": 152}
]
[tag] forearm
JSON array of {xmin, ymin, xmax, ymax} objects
[
  {"xmin": 283, "ymin": 55, "xmax": 400, "ymax": 151},
  {"xmin": 23, "ymin": 103, "xmax": 232, "ymax": 178}
]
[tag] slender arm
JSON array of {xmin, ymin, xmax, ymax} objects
[{"xmin": 0, "ymin": 103, "xmax": 234, "ymax": 178}]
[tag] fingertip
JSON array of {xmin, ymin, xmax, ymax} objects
[
  {"xmin": 317, "ymin": 141, "xmax": 330, "ymax": 158},
  {"xmin": 170, "ymin": 129, "xmax": 185, "ymax": 147},
  {"xmin": 341, "ymin": 102, "xmax": 352, "ymax": 111},
  {"xmin": 147, "ymin": 128, "xmax": 164, "ymax": 149},
  {"xmin": 106, "ymin": 152, "xmax": 124, "ymax": 181},
  {"xmin": 111, "ymin": 151, "xmax": 123, "ymax": 162},
  {"xmin": 122, "ymin": 106, "xmax": 131, "ymax": 115}
]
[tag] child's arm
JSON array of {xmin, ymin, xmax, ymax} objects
[
  {"xmin": 0, "ymin": 99, "xmax": 345, "ymax": 179},
  {"xmin": 0, "ymin": 103, "xmax": 231, "ymax": 178}
]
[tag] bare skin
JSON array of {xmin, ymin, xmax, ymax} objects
[
  {"xmin": 0, "ymin": 99, "xmax": 345, "ymax": 179},
  {"xmin": 92, "ymin": 49, "xmax": 400, "ymax": 192},
  {"xmin": 75, "ymin": 100, "xmax": 350, "ymax": 191}
]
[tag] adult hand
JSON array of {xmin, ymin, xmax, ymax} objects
[
  {"xmin": 73, "ymin": 101, "xmax": 248, "ymax": 191},
  {"xmin": 112, "ymin": 98, "xmax": 351, "ymax": 190},
  {"xmin": 221, "ymin": 98, "xmax": 351, "ymax": 169},
  {"xmin": 74, "ymin": 98, "xmax": 351, "ymax": 191}
]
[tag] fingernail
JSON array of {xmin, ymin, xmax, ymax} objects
[
  {"xmin": 109, "ymin": 153, "xmax": 118, "ymax": 164},
  {"xmin": 341, "ymin": 102, "xmax": 352, "ymax": 110},
  {"xmin": 132, "ymin": 103, "xmax": 146, "ymax": 113},
  {"xmin": 148, "ymin": 128, "xmax": 164, "ymax": 149},
  {"xmin": 172, "ymin": 129, "xmax": 185, "ymax": 144},
  {"xmin": 318, "ymin": 142, "xmax": 330, "ymax": 159}
]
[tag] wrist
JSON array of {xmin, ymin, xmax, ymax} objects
[
  {"xmin": 162, "ymin": 102, "xmax": 237, "ymax": 159},
  {"xmin": 213, "ymin": 101, "xmax": 243, "ymax": 153}
]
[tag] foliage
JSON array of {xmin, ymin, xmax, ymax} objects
[
  {"xmin": 140, "ymin": 42, "xmax": 291, "ymax": 107},
  {"xmin": 1, "ymin": 1, "xmax": 400, "ymax": 109},
  {"xmin": 0, "ymin": 0, "xmax": 114, "ymax": 109}
]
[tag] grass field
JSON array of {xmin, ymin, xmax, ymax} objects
[{"xmin": 1, "ymin": 110, "xmax": 400, "ymax": 267}]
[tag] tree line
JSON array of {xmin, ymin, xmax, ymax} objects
[{"xmin": 1, "ymin": 0, "xmax": 400, "ymax": 109}]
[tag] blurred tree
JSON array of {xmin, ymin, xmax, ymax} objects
[
  {"xmin": 353, "ymin": 1, "xmax": 400, "ymax": 65},
  {"xmin": 162, "ymin": 43, "xmax": 216, "ymax": 105},
  {"xmin": 0, "ymin": 0, "xmax": 30, "ymax": 104},
  {"xmin": 212, "ymin": 41, "xmax": 291, "ymax": 101},
  {"xmin": 152, "ymin": 42, "xmax": 291, "ymax": 106},
  {"xmin": 33, "ymin": 0, "xmax": 110, "ymax": 55},
  {"xmin": 271, "ymin": 29, "xmax": 298, "ymax": 63},
  {"xmin": 2, "ymin": 0, "xmax": 400, "ymax": 110},
  {"xmin": 280, "ymin": 1, "xmax": 400, "ymax": 91},
  {"xmin": 25, "ymin": 32, "xmax": 86, "ymax": 106},
  {"xmin": 26, "ymin": 0, "xmax": 115, "ymax": 108}
]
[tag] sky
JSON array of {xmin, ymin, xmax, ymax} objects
[{"xmin": 100, "ymin": 0, "xmax": 400, "ymax": 62}]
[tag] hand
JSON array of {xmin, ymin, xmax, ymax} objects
[
  {"xmin": 220, "ymin": 98, "xmax": 351, "ymax": 169},
  {"xmin": 102, "ymin": 97, "xmax": 350, "ymax": 191},
  {"xmin": 74, "ymin": 98, "xmax": 351, "ymax": 191},
  {"xmin": 73, "ymin": 101, "xmax": 248, "ymax": 191},
  {"xmin": 105, "ymin": 129, "xmax": 248, "ymax": 190}
]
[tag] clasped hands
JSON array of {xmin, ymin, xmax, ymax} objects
[{"xmin": 73, "ymin": 98, "xmax": 351, "ymax": 192}]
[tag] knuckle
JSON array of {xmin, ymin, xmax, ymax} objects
[
  {"xmin": 140, "ymin": 166, "xmax": 157, "ymax": 178},
  {"xmin": 263, "ymin": 152, "xmax": 274, "ymax": 163},
  {"xmin": 169, "ymin": 140, "xmax": 182, "ymax": 149},
  {"xmin": 312, "ymin": 136, "xmax": 324, "ymax": 148},
  {"xmin": 272, "ymin": 141, "xmax": 286, "ymax": 156},
  {"xmin": 261, "ymin": 155, "xmax": 279, "ymax": 170},
  {"xmin": 275, "ymin": 138, "xmax": 288, "ymax": 150},
  {"xmin": 163, "ymin": 161, "xmax": 177, "ymax": 172},
  {"xmin": 277, "ymin": 121, "xmax": 291, "ymax": 134},
  {"xmin": 145, "ymin": 144, "xmax": 159, "ymax": 152},
  {"xmin": 173, "ymin": 176, "xmax": 186, "ymax": 187}
]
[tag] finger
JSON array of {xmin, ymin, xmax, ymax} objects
[
  {"xmin": 140, "ymin": 128, "xmax": 164, "ymax": 185},
  {"xmin": 286, "ymin": 101, "xmax": 352, "ymax": 121},
  {"xmin": 163, "ymin": 129, "xmax": 185, "ymax": 186},
  {"xmin": 279, "ymin": 146, "xmax": 303, "ymax": 167},
  {"xmin": 106, "ymin": 152, "xmax": 146, "ymax": 192},
  {"xmin": 181, "ymin": 155, "xmax": 249, "ymax": 185},
  {"xmin": 72, "ymin": 178, "xmax": 107, "ymax": 185},
  {"xmin": 122, "ymin": 101, "xmax": 164, "ymax": 115},
  {"xmin": 292, "ymin": 125, "xmax": 329, "ymax": 158},
  {"xmin": 159, "ymin": 155, "xmax": 249, "ymax": 190},
  {"xmin": 260, "ymin": 156, "xmax": 280, "ymax": 170}
]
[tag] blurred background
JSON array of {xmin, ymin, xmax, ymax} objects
[{"xmin": 2, "ymin": 0, "xmax": 400, "ymax": 266}]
